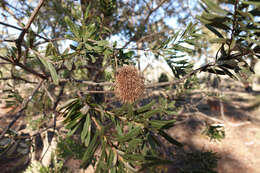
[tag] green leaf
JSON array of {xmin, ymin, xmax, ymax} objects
[
  {"xmin": 107, "ymin": 149, "xmax": 114, "ymax": 168},
  {"xmin": 67, "ymin": 123, "xmax": 81, "ymax": 137},
  {"xmin": 249, "ymin": 8, "xmax": 260, "ymax": 16},
  {"xmin": 230, "ymin": 38, "xmax": 236, "ymax": 50},
  {"xmin": 201, "ymin": 12, "xmax": 231, "ymax": 22},
  {"xmin": 136, "ymin": 100, "xmax": 156, "ymax": 114},
  {"xmin": 84, "ymin": 124, "xmax": 91, "ymax": 147},
  {"xmin": 128, "ymin": 139, "xmax": 143, "ymax": 151},
  {"xmin": 85, "ymin": 43, "xmax": 93, "ymax": 50},
  {"xmin": 150, "ymin": 119, "xmax": 176, "ymax": 129},
  {"xmin": 59, "ymin": 98, "xmax": 78, "ymax": 111},
  {"xmin": 218, "ymin": 66, "xmax": 238, "ymax": 80},
  {"xmin": 201, "ymin": 0, "xmax": 229, "ymax": 15},
  {"xmin": 143, "ymin": 109, "xmax": 161, "ymax": 120},
  {"xmin": 172, "ymin": 44, "xmax": 193, "ymax": 54},
  {"xmin": 197, "ymin": 16, "xmax": 230, "ymax": 30},
  {"xmin": 81, "ymin": 132, "xmax": 99, "ymax": 168},
  {"xmin": 210, "ymin": 38, "xmax": 227, "ymax": 44},
  {"xmin": 81, "ymin": 114, "xmax": 91, "ymax": 143},
  {"xmin": 116, "ymin": 123, "xmax": 123, "ymax": 137},
  {"xmin": 65, "ymin": 113, "xmax": 84, "ymax": 129},
  {"xmin": 181, "ymin": 22, "xmax": 193, "ymax": 38},
  {"xmin": 122, "ymin": 154, "xmax": 145, "ymax": 161},
  {"xmin": 242, "ymin": 1, "xmax": 260, "ymax": 6},
  {"xmin": 158, "ymin": 130, "xmax": 183, "ymax": 147},
  {"xmin": 45, "ymin": 43, "xmax": 53, "ymax": 56},
  {"xmin": 33, "ymin": 50, "xmax": 59, "ymax": 85},
  {"xmin": 202, "ymin": 68, "xmax": 226, "ymax": 75},
  {"xmin": 117, "ymin": 126, "xmax": 142, "ymax": 142},
  {"xmin": 147, "ymin": 133, "xmax": 161, "ymax": 149},
  {"xmin": 205, "ymin": 24, "xmax": 224, "ymax": 38},
  {"xmin": 64, "ymin": 16, "xmax": 80, "ymax": 38},
  {"xmin": 83, "ymin": 4, "xmax": 91, "ymax": 20},
  {"xmin": 89, "ymin": 54, "xmax": 96, "ymax": 63},
  {"xmin": 96, "ymin": 40, "xmax": 109, "ymax": 47}
]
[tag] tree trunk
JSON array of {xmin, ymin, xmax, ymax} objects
[{"xmin": 80, "ymin": 0, "xmax": 113, "ymax": 103}]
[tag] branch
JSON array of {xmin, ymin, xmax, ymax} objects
[
  {"xmin": 0, "ymin": 80, "xmax": 44, "ymax": 139},
  {"xmin": 146, "ymin": 62, "xmax": 215, "ymax": 88},
  {"xmin": 0, "ymin": 21, "xmax": 22, "ymax": 31},
  {"xmin": 0, "ymin": 62, "xmax": 11, "ymax": 65},
  {"xmin": 0, "ymin": 21, "xmax": 51, "ymax": 42},
  {"xmin": 137, "ymin": 30, "xmax": 168, "ymax": 43},
  {"xmin": 59, "ymin": 62, "xmax": 215, "ymax": 89},
  {"xmin": 122, "ymin": 0, "xmax": 168, "ymax": 49},
  {"xmin": 59, "ymin": 78, "xmax": 113, "ymax": 86},
  {"xmin": 86, "ymin": 90, "xmax": 114, "ymax": 93},
  {"xmin": 1, "ymin": 0, "xmax": 27, "ymax": 15},
  {"xmin": 0, "ymin": 55, "xmax": 48, "ymax": 79},
  {"xmin": 16, "ymin": 0, "xmax": 45, "ymax": 59},
  {"xmin": 0, "ymin": 76, "xmax": 37, "ymax": 84},
  {"xmin": 1, "ymin": 2, "xmax": 24, "ymax": 27}
]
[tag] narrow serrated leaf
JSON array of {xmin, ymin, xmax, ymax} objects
[
  {"xmin": 205, "ymin": 24, "xmax": 224, "ymax": 38},
  {"xmin": 158, "ymin": 130, "xmax": 183, "ymax": 147},
  {"xmin": 202, "ymin": 0, "xmax": 229, "ymax": 15},
  {"xmin": 32, "ymin": 50, "xmax": 59, "ymax": 85},
  {"xmin": 117, "ymin": 126, "xmax": 142, "ymax": 142},
  {"xmin": 81, "ymin": 132, "xmax": 99, "ymax": 168},
  {"xmin": 136, "ymin": 100, "xmax": 156, "ymax": 114},
  {"xmin": 81, "ymin": 114, "xmax": 90, "ymax": 142}
]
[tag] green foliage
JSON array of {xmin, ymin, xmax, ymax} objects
[
  {"xmin": 197, "ymin": 0, "xmax": 259, "ymax": 82},
  {"xmin": 33, "ymin": 50, "xmax": 59, "ymax": 85},
  {"xmin": 203, "ymin": 124, "xmax": 225, "ymax": 141},
  {"xmin": 158, "ymin": 23, "xmax": 199, "ymax": 79},
  {"xmin": 25, "ymin": 160, "xmax": 65, "ymax": 173},
  {"xmin": 57, "ymin": 136, "xmax": 86, "ymax": 160},
  {"xmin": 59, "ymin": 97, "xmax": 181, "ymax": 172},
  {"xmin": 2, "ymin": 87, "xmax": 23, "ymax": 109}
]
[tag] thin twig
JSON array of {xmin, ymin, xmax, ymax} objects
[
  {"xmin": 0, "ymin": 21, "xmax": 21, "ymax": 31},
  {"xmin": 146, "ymin": 62, "xmax": 215, "ymax": 88},
  {"xmin": 122, "ymin": 0, "xmax": 168, "ymax": 49},
  {"xmin": 1, "ymin": 1, "xmax": 27, "ymax": 15},
  {"xmin": 0, "ymin": 55, "xmax": 48, "ymax": 79},
  {"xmin": 0, "ymin": 80, "xmax": 44, "ymax": 139},
  {"xmin": 0, "ymin": 76, "xmax": 37, "ymax": 84},
  {"xmin": 59, "ymin": 78, "xmax": 113, "ymax": 86},
  {"xmin": 57, "ymin": 62, "xmax": 215, "ymax": 90},
  {"xmin": 2, "ymin": 3, "xmax": 24, "ymax": 27},
  {"xmin": 0, "ymin": 21, "xmax": 60, "ymax": 42},
  {"xmin": 16, "ymin": 0, "xmax": 45, "ymax": 60}
]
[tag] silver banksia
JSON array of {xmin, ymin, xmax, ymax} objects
[{"xmin": 115, "ymin": 66, "xmax": 145, "ymax": 103}]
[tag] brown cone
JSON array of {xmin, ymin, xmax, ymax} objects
[{"xmin": 115, "ymin": 66, "xmax": 144, "ymax": 103}]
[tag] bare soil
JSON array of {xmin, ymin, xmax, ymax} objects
[{"xmin": 166, "ymin": 87, "xmax": 260, "ymax": 173}]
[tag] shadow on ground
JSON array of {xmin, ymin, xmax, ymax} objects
[{"xmin": 163, "ymin": 89, "xmax": 260, "ymax": 173}]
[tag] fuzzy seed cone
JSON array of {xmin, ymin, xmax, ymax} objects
[{"xmin": 115, "ymin": 66, "xmax": 145, "ymax": 103}]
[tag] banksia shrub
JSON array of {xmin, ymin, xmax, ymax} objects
[{"xmin": 115, "ymin": 65, "xmax": 144, "ymax": 103}]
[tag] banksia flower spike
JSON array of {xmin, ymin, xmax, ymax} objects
[{"xmin": 115, "ymin": 65, "xmax": 145, "ymax": 104}]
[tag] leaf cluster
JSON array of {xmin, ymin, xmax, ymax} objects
[
  {"xmin": 197, "ymin": 0, "xmax": 260, "ymax": 81},
  {"xmin": 59, "ymin": 97, "xmax": 181, "ymax": 172}
]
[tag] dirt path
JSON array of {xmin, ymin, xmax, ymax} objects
[{"xmin": 168, "ymin": 89, "xmax": 260, "ymax": 173}]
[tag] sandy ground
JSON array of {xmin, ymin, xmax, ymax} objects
[{"xmin": 167, "ymin": 88, "xmax": 260, "ymax": 173}]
